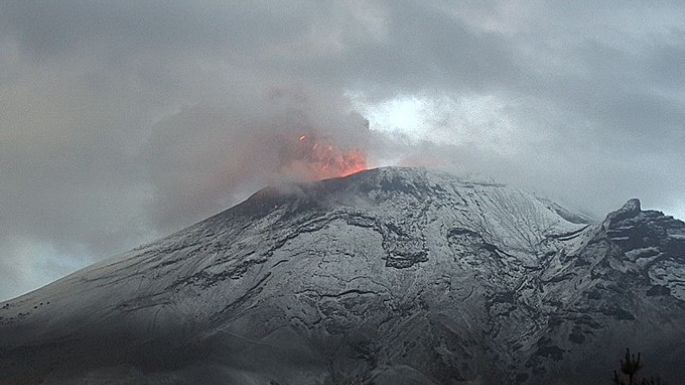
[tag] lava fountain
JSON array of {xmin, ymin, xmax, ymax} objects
[{"xmin": 285, "ymin": 133, "xmax": 368, "ymax": 180}]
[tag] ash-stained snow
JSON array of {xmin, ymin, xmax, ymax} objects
[{"xmin": 1, "ymin": 167, "xmax": 684, "ymax": 385}]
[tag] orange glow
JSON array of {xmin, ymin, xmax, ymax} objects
[{"xmin": 292, "ymin": 133, "xmax": 367, "ymax": 179}]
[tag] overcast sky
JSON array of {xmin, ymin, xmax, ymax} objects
[{"xmin": 1, "ymin": 0, "xmax": 684, "ymax": 300}]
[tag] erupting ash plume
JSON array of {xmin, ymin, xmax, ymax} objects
[
  {"xmin": 140, "ymin": 87, "xmax": 373, "ymax": 233},
  {"xmin": 282, "ymin": 132, "xmax": 368, "ymax": 180}
]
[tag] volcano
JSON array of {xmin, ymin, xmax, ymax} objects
[{"xmin": 2, "ymin": 167, "xmax": 684, "ymax": 385}]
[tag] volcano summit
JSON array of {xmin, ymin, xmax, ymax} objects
[{"xmin": 1, "ymin": 167, "xmax": 684, "ymax": 384}]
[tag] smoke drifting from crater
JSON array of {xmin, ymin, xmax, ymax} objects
[
  {"xmin": 287, "ymin": 133, "xmax": 368, "ymax": 180},
  {"xmin": 141, "ymin": 86, "xmax": 374, "ymax": 234}
]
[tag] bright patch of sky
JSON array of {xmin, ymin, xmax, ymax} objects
[
  {"xmin": 349, "ymin": 92, "xmax": 525, "ymax": 156},
  {"xmin": 349, "ymin": 94, "xmax": 427, "ymax": 139},
  {"xmin": 1, "ymin": 237, "xmax": 93, "ymax": 299},
  {"xmin": 668, "ymin": 202, "xmax": 685, "ymax": 222}
]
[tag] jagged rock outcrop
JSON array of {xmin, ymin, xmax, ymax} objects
[{"xmin": 1, "ymin": 167, "xmax": 684, "ymax": 385}]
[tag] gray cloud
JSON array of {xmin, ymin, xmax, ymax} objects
[{"xmin": 1, "ymin": 0, "xmax": 684, "ymax": 300}]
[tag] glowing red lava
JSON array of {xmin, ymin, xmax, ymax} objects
[{"xmin": 293, "ymin": 133, "xmax": 367, "ymax": 180}]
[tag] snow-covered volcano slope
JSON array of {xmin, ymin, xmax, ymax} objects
[{"xmin": 1, "ymin": 167, "xmax": 684, "ymax": 385}]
